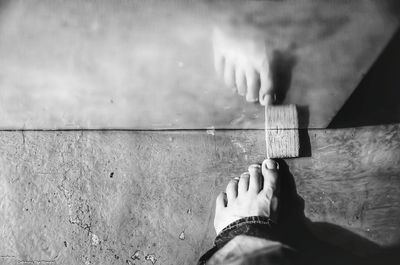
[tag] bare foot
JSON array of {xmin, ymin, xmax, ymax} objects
[
  {"xmin": 214, "ymin": 159, "xmax": 280, "ymax": 235},
  {"xmin": 212, "ymin": 27, "xmax": 274, "ymax": 106}
]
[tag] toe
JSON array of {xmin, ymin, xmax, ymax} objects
[
  {"xmin": 235, "ymin": 68, "xmax": 247, "ymax": 96},
  {"xmin": 226, "ymin": 179, "xmax": 238, "ymax": 202},
  {"xmin": 214, "ymin": 53, "xmax": 225, "ymax": 78},
  {"xmin": 223, "ymin": 60, "xmax": 236, "ymax": 88},
  {"xmin": 248, "ymin": 164, "xmax": 262, "ymax": 192},
  {"xmin": 261, "ymin": 159, "xmax": 279, "ymax": 197},
  {"xmin": 260, "ymin": 94, "xmax": 274, "ymax": 106},
  {"xmin": 212, "ymin": 28, "xmax": 225, "ymax": 78},
  {"xmin": 216, "ymin": 192, "xmax": 227, "ymax": 211},
  {"xmin": 245, "ymin": 68, "xmax": 260, "ymax": 102},
  {"xmin": 238, "ymin": 172, "xmax": 250, "ymax": 194},
  {"xmin": 259, "ymin": 61, "xmax": 274, "ymax": 105}
]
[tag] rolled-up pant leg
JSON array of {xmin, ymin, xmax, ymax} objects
[{"xmin": 198, "ymin": 217, "xmax": 301, "ymax": 265}]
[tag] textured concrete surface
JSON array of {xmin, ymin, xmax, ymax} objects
[
  {"xmin": 0, "ymin": 125, "xmax": 399, "ymax": 264},
  {"xmin": 0, "ymin": 0, "xmax": 398, "ymax": 129}
]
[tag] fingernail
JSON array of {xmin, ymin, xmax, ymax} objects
[{"xmin": 265, "ymin": 159, "xmax": 278, "ymax": 170}]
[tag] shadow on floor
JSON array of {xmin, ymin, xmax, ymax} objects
[
  {"xmin": 272, "ymin": 48, "xmax": 298, "ymax": 105},
  {"xmin": 276, "ymin": 160, "xmax": 400, "ymax": 265},
  {"xmin": 329, "ymin": 29, "xmax": 400, "ymax": 128}
]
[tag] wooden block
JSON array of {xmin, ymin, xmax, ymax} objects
[{"xmin": 265, "ymin": 104, "xmax": 299, "ymax": 158}]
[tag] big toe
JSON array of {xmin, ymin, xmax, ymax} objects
[
  {"xmin": 261, "ymin": 159, "xmax": 279, "ymax": 195},
  {"xmin": 245, "ymin": 68, "xmax": 260, "ymax": 102},
  {"xmin": 260, "ymin": 93, "xmax": 275, "ymax": 106},
  {"xmin": 259, "ymin": 60, "xmax": 274, "ymax": 106},
  {"xmin": 261, "ymin": 159, "xmax": 280, "ymax": 221}
]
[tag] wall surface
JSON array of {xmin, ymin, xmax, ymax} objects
[{"xmin": 0, "ymin": 125, "xmax": 399, "ymax": 264}]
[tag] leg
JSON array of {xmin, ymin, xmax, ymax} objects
[
  {"xmin": 198, "ymin": 159, "xmax": 299, "ymax": 265},
  {"xmin": 214, "ymin": 159, "xmax": 279, "ymax": 234}
]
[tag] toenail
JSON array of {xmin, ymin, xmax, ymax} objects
[
  {"xmin": 248, "ymin": 164, "xmax": 261, "ymax": 172},
  {"xmin": 241, "ymin": 172, "xmax": 250, "ymax": 178},
  {"xmin": 247, "ymin": 97, "xmax": 258, "ymax": 103},
  {"xmin": 262, "ymin": 94, "xmax": 273, "ymax": 105},
  {"xmin": 265, "ymin": 159, "xmax": 278, "ymax": 170},
  {"xmin": 233, "ymin": 176, "xmax": 240, "ymax": 181}
]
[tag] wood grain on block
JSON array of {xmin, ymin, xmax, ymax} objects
[{"xmin": 265, "ymin": 105, "xmax": 299, "ymax": 158}]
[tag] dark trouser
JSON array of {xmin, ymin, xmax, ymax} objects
[{"xmin": 198, "ymin": 216, "xmax": 301, "ymax": 265}]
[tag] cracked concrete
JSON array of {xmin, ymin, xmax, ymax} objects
[{"xmin": 0, "ymin": 126, "xmax": 399, "ymax": 264}]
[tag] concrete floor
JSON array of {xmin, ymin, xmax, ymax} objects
[
  {"xmin": 0, "ymin": 125, "xmax": 399, "ymax": 264},
  {"xmin": 0, "ymin": 0, "xmax": 398, "ymax": 129},
  {"xmin": 1, "ymin": 1, "xmax": 400, "ymax": 265}
]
